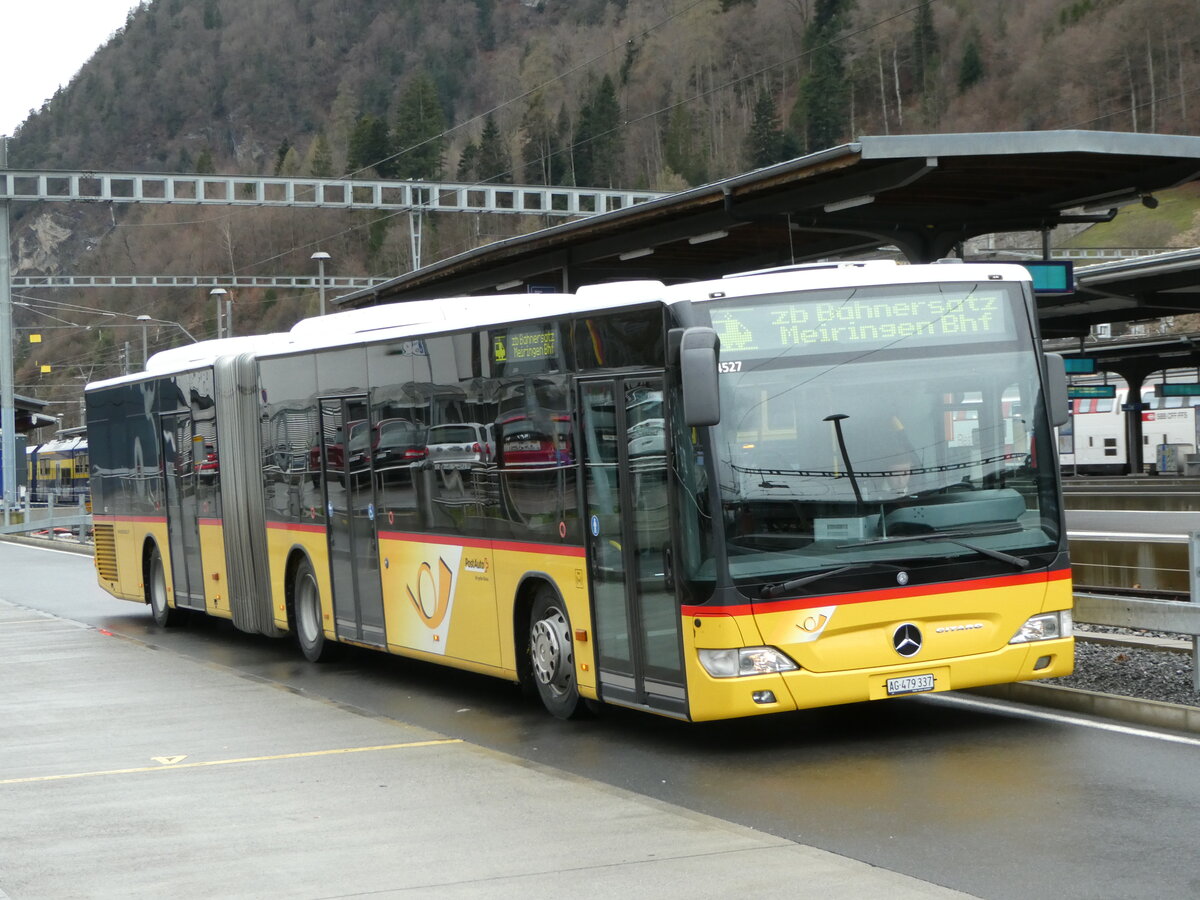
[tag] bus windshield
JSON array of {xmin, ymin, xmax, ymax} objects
[{"xmin": 703, "ymin": 281, "xmax": 1061, "ymax": 591}]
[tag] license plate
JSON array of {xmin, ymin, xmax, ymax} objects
[{"xmin": 886, "ymin": 673, "xmax": 935, "ymax": 696}]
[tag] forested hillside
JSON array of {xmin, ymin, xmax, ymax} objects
[{"xmin": 8, "ymin": 0, "xmax": 1200, "ymax": 415}]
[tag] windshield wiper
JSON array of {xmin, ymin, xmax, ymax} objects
[
  {"xmin": 762, "ymin": 564, "xmax": 859, "ymax": 598},
  {"xmin": 761, "ymin": 561, "xmax": 902, "ymax": 598},
  {"xmin": 841, "ymin": 528, "xmax": 1030, "ymax": 570}
]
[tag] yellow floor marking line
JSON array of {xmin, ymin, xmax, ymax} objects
[
  {"xmin": 0, "ymin": 739, "xmax": 462, "ymax": 785},
  {"xmin": 0, "ymin": 619, "xmax": 61, "ymax": 625}
]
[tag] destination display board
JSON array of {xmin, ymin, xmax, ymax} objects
[
  {"xmin": 709, "ymin": 287, "xmax": 1014, "ymax": 357},
  {"xmin": 1155, "ymin": 383, "xmax": 1200, "ymax": 397},
  {"xmin": 1068, "ymin": 384, "xmax": 1117, "ymax": 399},
  {"xmin": 1021, "ymin": 260, "xmax": 1074, "ymax": 295},
  {"xmin": 1063, "ymin": 357, "xmax": 1096, "ymax": 374}
]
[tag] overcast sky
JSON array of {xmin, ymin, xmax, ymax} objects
[{"xmin": 1, "ymin": 0, "xmax": 139, "ymax": 137}]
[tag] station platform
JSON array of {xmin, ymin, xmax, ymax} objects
[{"xmin": 0, "ymin": 589, "xmax": 971, "ymax": 899}]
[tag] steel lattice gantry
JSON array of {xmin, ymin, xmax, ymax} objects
[{"xmin": 0, "ymin": 170, "xmax": 666, "ymax": 216}]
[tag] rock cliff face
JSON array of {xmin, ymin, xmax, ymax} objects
[{"xmin": 16, "ymin": 212, "xmax": 72, "ymax": 274}]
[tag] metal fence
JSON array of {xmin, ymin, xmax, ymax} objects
[
  {"xmin": 1072, "ymin": 531, "xmax": 1200, "ymax": 690},
  {"xmin": 0, "ymin": 497, "xmax": 90, "ymax": 537}
]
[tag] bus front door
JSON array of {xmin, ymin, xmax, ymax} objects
[
  {"xmin": 319, "ymin": 396, "xmax": 386, "ymax": 647},
  {"xmin": 160, "ymin": 412, "xmax": 205, "ymax": 611},
  {"xmin": 579, "ymin": 376, "xmax": 686, "ymax": 717}
]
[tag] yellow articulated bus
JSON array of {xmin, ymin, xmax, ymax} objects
[{"xmin": 85, "ymin": 261, "xmax": 1073, "ymax": 721}]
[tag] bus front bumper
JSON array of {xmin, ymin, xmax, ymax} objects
[{"xmin": 685, "ymin": 638, "xmax": 1074, "ymax": 722}]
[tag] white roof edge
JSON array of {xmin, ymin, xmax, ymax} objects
[{"xmin": 88, "ymin": 261, "xmax": 1023, "ymax": 392}]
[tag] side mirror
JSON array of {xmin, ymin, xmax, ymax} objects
[
  {"xmin": 679, "ymin": 327, "xmax": 721, "ymax": 426},
  {"xmin": 1044, "ymin": 353, "xmax": 1069, "ymax": 428}
]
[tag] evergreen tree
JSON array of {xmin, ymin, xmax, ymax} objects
[
  {"xmin": 911, "ymin": 0, "xmax": 939, "ymax": 94},
  {"xmin": 476, "ymin": 114, "xmax": 512, "ymax": 183},
  {"xmin": 273, "ymin": 138, "xmax": 292, "ymax": 176},
  {"xmin": 348, "ymin": 116, "xmax": 394, "ymax": 178},
  {"xmin": 795, "ymin": 0, "xmax": 849, "ymax": 153},
  {"xmin": 457, "ymin": 141, "xmax": 479, "ymax": 181},
  {"xmin": 393, "ymin": 71, "xmax": 447, "ymax": 180},
  {"xmin": 958, "ymin": 36, "xmax": 984, "ymax": 94},
  {"xmin": 573, "ymin": 75, "xmax": 622, "ymax": 187},
  {"xmin": 278, "ymin": 146, "xmax": 302, "ymax": 176},
  {"xmin": 520, "ymin": 92, "xmax": 559, "ymax": 185},
  {"xmin": 474, "ymin": 0, "xmax": 496, "ymax": 52},
  {"xmin": 663, "ymin": 104, "xmax": 707, "ymax": 186},
  {"xmin": 195, "ymin": 147, "xmax": 215, "ymax": 174},
  {"xmin": 306, "ymin": 132, "xmax": 334, "ymax": 177},
  {"xmin": 746, "ymin": 90, "xmax": 786, "ymax": 169}
]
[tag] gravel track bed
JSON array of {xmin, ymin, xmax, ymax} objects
[{"xmin": 1046, "ymin": 627, "xmax": 1200, "ymax": 707}]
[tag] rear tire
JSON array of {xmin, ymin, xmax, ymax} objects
[
  {"xmin": 294, "ymin": 557, "xmax": 335, "ymax": 662},
  {"xmin": 529, "ymin": 587, "xmax": 585, "ymax": 719},
  {"xmin": 148, "ymin": 545, "xmax": 182, "ymax": 628}
]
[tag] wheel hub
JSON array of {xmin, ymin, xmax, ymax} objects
[{"xmin": 531, "ymin": 609, "xmax": 571, "ymax": 693}]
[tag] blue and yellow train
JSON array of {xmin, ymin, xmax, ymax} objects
[{"xmin": 27, "ymin": 427, "xmax": 90, "ymax": 504}]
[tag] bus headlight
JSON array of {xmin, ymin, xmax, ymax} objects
[
  {"xmin": 697, "ymin": 647, "xmax": 799, "ymax": 678},
  {"xmin": 1009, "ymin": 610, "xmax": 1073, "ymax": 644}
]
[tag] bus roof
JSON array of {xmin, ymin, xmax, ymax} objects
[{"xmin": 86, "ymin": 261, "xmax": 1033, "ymax": 391}]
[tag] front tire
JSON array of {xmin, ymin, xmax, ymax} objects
[
  {"xmin": 294, "ymin": 557, "xmax": 334, "ymax": 662},
  {"xmin": 148, "ymin": 545, "xmax": 182, "ymax": 628},
  {"xmin": 529, "ymin": 587, "xmax": 585, "ymax": 719}
]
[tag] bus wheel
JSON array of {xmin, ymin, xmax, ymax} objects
[
  {"xmin": 294, "ymin": 557, "xmax": 333, "ymax": 663},
  {"xmin": 529, "ymin": 587, "xmax": 584, "ymax": 719},
  {"xmin": 148, "ymin": 545, "xmax": 182, "ymax": 628}
]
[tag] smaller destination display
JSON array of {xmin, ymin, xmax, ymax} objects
[
  {"xmin": 1068, "ymin": 384, "xmax": 1117, "ymax": 399},
  {"xmin": 492, "ymin": 325, "xmax": 559, "ymax": 371},
  {"xmin": 1155, "ymin": 383, "xmax": 1200, "ymax": 397},
  {"xmin": 1022, "ymin": 260, "xmax": 1074, "ymax": 295},
  {"xmin": 1063, "ymin": 357, "xmax": 1096, "ymax": 374}
]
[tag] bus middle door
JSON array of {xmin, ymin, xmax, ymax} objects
[
  {"xmin": 579, "ymin": 375, "xmax": 686, "ymax": 717},
  {"xmin": 160, "ymin": 411, "xmax": 205, "ymax": 612},
  {"xmin": 318, "ymin": 396, "xmax": 386, "ymax": 647}
]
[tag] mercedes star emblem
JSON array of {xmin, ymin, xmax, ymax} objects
[{"xmin": 893, "ymin": 623, "xmax": 922, "ymax": 657}]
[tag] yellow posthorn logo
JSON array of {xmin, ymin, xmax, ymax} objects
[{"xmin": 407, "ymin": 558, "xmax": 453, "ymax": 629}]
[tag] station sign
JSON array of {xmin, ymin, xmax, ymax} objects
[
  {"xmin": 1068, "ymin": 384, "xmax": 1116, "ymax": 399},
  {"xmin": 1154, "ymin": 383, "xmax": 1200, "ymax": 397},
  {"xmin": 1063, "ymin": 357, "xmax": 1096, "ymax": 374}
]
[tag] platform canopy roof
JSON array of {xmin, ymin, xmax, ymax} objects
[
  {"xmin": 12, "ymin": 394, "xmax": 55, "ymax": 434},
  {"xmin": 338, "ymin": 130, "xmax": 1200, "ymax": 312},
  {"xmin": 1039, "ymin": 247, "xmax": 1200, "ymax": 337}
]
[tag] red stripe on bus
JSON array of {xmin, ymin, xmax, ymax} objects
[
  {"xmin": 682, "ymin": 568, "xmax": 1073, "ymax": 618},
  {"xmin": 266, "ymin": 521, "xmax": 327, "ymax": 534},
  {"xmin": 91, "ymin": 514, "xmax": 166, "ymax": 524},
  {"xmin": 376, "ymin": 530, "xmax": 585, "ymax": 557},
  {"xmin": 198, "ymin": 518, "xmax": 223, "ymax": 528}
]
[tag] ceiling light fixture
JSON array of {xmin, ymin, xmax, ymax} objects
[
  {"xmin": 688, "ymin": 230, "xmax": 729, "ymax": 245},
  {"xmin": 823, "ymin": 195, "xmax": 875, "ymax": 213}
]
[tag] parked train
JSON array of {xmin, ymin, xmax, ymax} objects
[
  {"xmin": 26, "ymin": 428, "xmax": 90, "ymax": 504},
  {"xmin": 1059, "ymin": 385, "xmax": 1200, "ymax": 474}
]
